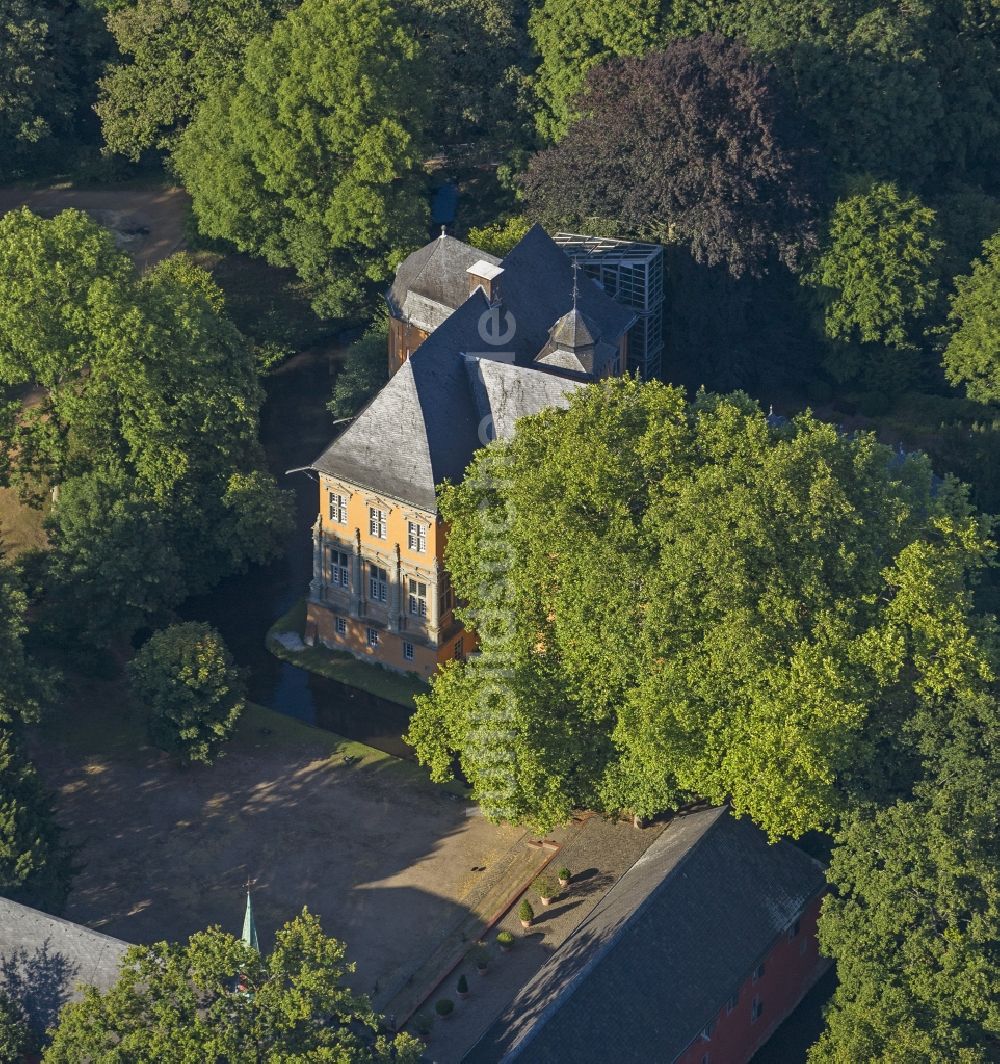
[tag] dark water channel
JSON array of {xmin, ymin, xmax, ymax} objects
[{"xmin": 178, "ymin": 346, "xmax": 415, "ymax": 759}]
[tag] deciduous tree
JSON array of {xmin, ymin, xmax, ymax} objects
[
  {"xmin": 811, "ymin": 691, "xmax": 1000, "ymax": 1063},
  {"xmin": 806, "ymin": 181, "xmax": 943, "ymax": 358},
  {"xmin": 0, "ymin": 209, "xmax": 292, "ymax": 638},
  {"xmin": 127, "ymin": 623, "xmax": 245, "ymax": 765},
  {"xmin": 523, "ymin": 36, "xmax": 821, "ymax": 279},
  {"xmin": 407, "ymin": 379, "xmax": 994, "ymax": 838},
  {"xmin": 943, "ymin": 232, "xmax": 1000, "ymax": 405},
  {"xmin": 96, "ymin": 0, "xmax": 293, "ymax": 160},
  {"xmin": 44, "ymin": 909, "xmax": 423, "ymax": 1062},
  {"xmin": 172, "ymin": 0, "xmax": 428, "ymax": 317}
]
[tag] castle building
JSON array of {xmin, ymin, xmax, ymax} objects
[{"xmin": 303, "ymin": 225, "xmax": 639, "ymax": 678}]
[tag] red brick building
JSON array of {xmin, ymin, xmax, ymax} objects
[{"xmin": 465, "ymin": 806, "xmax": 830, "ymax": 1064}]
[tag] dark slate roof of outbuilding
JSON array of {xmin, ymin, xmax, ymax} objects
[
  {"xmin": 312, "ymin": 294, "xmax": 584, "ymax": 511},
  {"xmin": 464, "ymin": 807, "xmax": 826, "ymax": 1064},
  {"xmin": 387, "ymin": 235, "xmax": 501, "ymax": 326},
  {"xmin": 0, "ymin": 897, "xmax": 128, "ymax": 1035}
]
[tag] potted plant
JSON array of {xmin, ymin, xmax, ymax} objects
[
  {"xmin": 496, "ymin": 929, "xmax": 514, "ymax": 953},
  {"xmin": 557, "ymin": 866, "xmax": 571, "ymax": 888},
  {"xmin": 435, "ymin": 998, "xmax": 454, "ymax": 1020},
  {"xmin": 518, "ymin": 899, "xmax": 534, "ymax": 928},
  {"xmin": 474, "ymin": 944, "xmax": 490, "ymax": 974},
  {"xmin": 457, "ymin": 973, "xmax": 470, "ymax": 998},
  {"xmin": 533, "ymin": 874, "xmax": 558, "ymax": 906},
  {"xmin": 413, "ymin": 1011, "xmax": 433, "ymax": 1042}
]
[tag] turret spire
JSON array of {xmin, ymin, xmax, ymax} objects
[{"xmin": 242, "ymin": 879, "xmax": 259, "ymax": 953}]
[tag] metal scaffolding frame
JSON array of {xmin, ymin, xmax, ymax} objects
[{"xmin": 554, "ymin": 232, "xmax": 665, "ymax": 380}]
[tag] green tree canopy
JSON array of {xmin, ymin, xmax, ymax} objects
[
  {"xmin": 44, "ymin": 909, "xmax": 422, "ymax": 1062},
  {"xmin": 327, "ymin": 321, "xmax": 389, "ymax": 423},
  {"xmin": 806, "ymin": 181, "xmax": 943, "ymax": 355},
  {"xmin": 96, "ymin": 0, "xmax": 293, "ymax": 160},
  {"xmin": 943, "ymin": 232, "xmax": 1000, "ymax": 405},
  {"xmin": 128, "ymin": 623, "xmax": 245, "ymax": 765},
  {"xmin": 466, "ymin": 217, "xmax": 531, "ymax": 258},
  {"xmin": 172, "ymin": 0, "xmax": 429, "ymax": 317},
  {"xmin": 0, "ymin": 989, "xmax": 33, "ymax": 1062},
  {"xmin": 0, "ymin": 728, "xmax": 69, "ymax": 911},
  {"xmin": 811, "ymin": 688, "xmax": 1000, "ymax": 1062},
  {"xmin": 0, "ymin": 0, "xmax": 108, "ymax": 179},
  {"xmin": 406, "ymin": 379, "xmax": 994, "ymax": 838},
  {"xmin": 0, "ymin": 208, "xmax": 292, "ymax": 639},
  {"xmin": 527, "ymin": 0, "xmax": 668, "ymax": 141}
]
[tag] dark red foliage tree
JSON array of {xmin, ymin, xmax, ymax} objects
[{"xmin": 523, "ymin": 33, "xmax": 823, "ymax": 278}]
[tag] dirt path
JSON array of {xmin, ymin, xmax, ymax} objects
[{"xmin": 0, "ymin": 185, "xmax": 190, "ymax": 271}]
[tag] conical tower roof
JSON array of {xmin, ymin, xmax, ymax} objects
[
  {"xmin": 242, "ymin": 890, "xmax": 259, "ymax": 953},
  {"xmin": 549, "ymin": 306, "xmax": 597, "ymax": 350}
]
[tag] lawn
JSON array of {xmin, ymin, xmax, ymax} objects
[{"xmin": 267, "ymin": 599, "xmax": 430, "ymax": 708}]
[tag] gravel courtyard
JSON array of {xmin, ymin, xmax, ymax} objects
[{"xmin": 32, "ymin": 686, "xmax": 540, "ymax": 1018}]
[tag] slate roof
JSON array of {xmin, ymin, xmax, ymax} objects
[
  {"xmin": 388, "ymin": 235, "xmax": 501, "ymax": 330},
  {"xmin": 312, "ymin": 294, "xmax": 584, "ymax": 511},
  {"xmin": 387, "ymin": 226, "xmax": 637, "ymax": 371},
  {"xmin": 464, "ymin": 807, "xmax": 826, "ymax": 1064},
  {"xmin": 491, "ymin": 225, "xmax": 637, "ymax": 368},
  {"xmin": 0, "ymin": 897, "xmax": 128, "ymax": 1035}
]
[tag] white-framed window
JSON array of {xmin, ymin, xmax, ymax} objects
[
  {"xmin": 366, "ymin": 627, "xmax": 379, "ymax": 647},
  {"xmin": 330, "ymin": 549, "xmax": 350, "ymax": 588},
  {"xmin": 787, "ymin": 918, "xmax": 800, "ymax": 941},
  {"xmin": 751, "ymin": 996, "xmax": 764, "ymax": 1023},
  {"xmin": 369, "ymin": 507, "xmax": 387, "ymax": 539},
  {"xmin": 752, "ymin": 962, "xmax": 765, "ymax": 984},
  {"xmin": 403, "ymin": 641, "xmax": 414, "ymax": 661},
  {"xmin": 407, "ymin": 521, "xmax": 427, "ymax": 552},
  {"xmin": 701, "ymin": 1055, "xmax": 710, "ymax": 1064},
  {"xmin": 328, "ymin": 491, "xmax": 348, "ymax": 524},
  {"xmin": 335, "ymin": 617, "xmax": 347, "ymax": 636},
  {"xmin": 455, "ymin": 637, "xmax": 464, "ymax": 660},
  {"xmin": 407, "ymin": 578, "xmax": 427, "ymax": 617},
  {"xmin": 700, "ymin": 1020, "xmax": 715, "ymax": 1042},
  {"xmin": 725, "ymin": 991, "xmax": 739, "ymax": 1015},
  {"xmin": 370, "ymin": 565, "xmax": 388, "ymax": 603}
]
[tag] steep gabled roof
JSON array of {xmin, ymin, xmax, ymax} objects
[
  {"xmin": 464, "ymin": 808, "xmax": 826, "ymax": 1064},
  {"xmin": 388, "ymin": 235, "xmax": 501, "ymax": 327},
  {"xmin": 313, "ymin": 294, "xmax": 589, "ymax": 511},
  {"xmin": 313, "ymin": 294, "xmax": 490, "ymax": 511},
  {"xmin": 0, "ymin": 898, "xmax": 128, "ymax": 1036},
  {"xmin": 494, "ymin": 224, "xmax": 637, "ymax": 367}
]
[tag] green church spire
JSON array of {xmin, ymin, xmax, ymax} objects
[{"xmin": 242, "ymin": 886, "xmax": 259, "ymax": 953}]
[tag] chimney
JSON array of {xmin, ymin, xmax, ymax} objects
[{"xmin": 467, "ymin": 260, "xmax": 504, "ymax": 303}]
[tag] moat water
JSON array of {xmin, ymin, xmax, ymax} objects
[{"xmin": 178, "ymin": 344, "xmax": 415, "ymax": 760}]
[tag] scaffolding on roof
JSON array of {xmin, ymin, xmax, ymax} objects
[{"xmin": 553, "ymin": 232, "xmax": 665, "ymax": 380}]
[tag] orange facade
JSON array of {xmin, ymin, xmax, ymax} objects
[{"xmin": 304, "ymin": 474, "xmax": 472, "ymax": 680}]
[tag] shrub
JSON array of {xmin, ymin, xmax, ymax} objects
[
  {"xmin": 473, "ymin": 944, "xmax": 490, "ymax": 969},
  {"xmin": 466, "ymin": 216, "xmax": 531, "ymax": 258},
  {"xmin": 496, "ymin": 929, "xmax": 514, "ymax": 947},
  {"xmin": 412, "ymin": 1011, "xmax": 433, "ymax": 1036},
  {"xmin": 435, "ymin": 998, "xmax": 454, "ymax": 1017},
  {"xmin": 457, "ymin": 974, "xmax": 468, "ymax": 994},
  {"xmin": 518, "ymin": 899, "xmax": 534, "ymax": 923},
  {"xmin": 533, "ymin": 874, "xmax": 558, "ymax": 899},
  {"xmin": 327, "ymin": 320, "xmax": 389, "ymax": 421},
  {"xmin": 127, "ymin": 623, "xmax": 245, "ymax": 765},
  {"xmin": 558, "ymin": 866, "xmax": 571, "ymax": 882}
]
